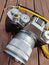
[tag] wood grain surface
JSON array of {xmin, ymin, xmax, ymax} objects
[{"xmin": 0, "ymin": 0, "xmax": 49, "ymax": 65}]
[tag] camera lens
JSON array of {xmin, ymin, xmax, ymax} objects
[{"xmin": 5, "ymin": 29, "xmax": 36, "ymax": 64}]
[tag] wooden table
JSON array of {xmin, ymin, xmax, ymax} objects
[{"xmin": 0, "ymin": 0, "xmax": 49, "ymax": 65}]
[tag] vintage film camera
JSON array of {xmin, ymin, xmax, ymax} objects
[{"xmin": 5, "ymin": 5, "xmax": 49, "ymax": 65}]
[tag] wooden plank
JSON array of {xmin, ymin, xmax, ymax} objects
[
  {"xmin": 6, "ymin": 0, "xmax": 17, "ymax": 7},
  {"xmin": 26, "ymin": 48, "xmax": 38, "ymax": 65},
  {"xmin": 44, "ymin": 0, "xmax": 49, "ymax": 14},
  {"xmin": 10, "ymin": 59, "xmax": 20, "ymax": 65},
  {"xmin": 0, "ymin": 0, "xmax": 7, "ymax": 21},
  {"xmin": 26, "ymin": 0, "xmax": 34, "ymax": 9},
  {"xmin": 0, "ymin": 0, "xmax": 11, "ymax": 63},
  {"xmin": 26, "ymin": 0, "xmax": 34, "ymax": 17},
  {"xmin": 40, "ymin": 0, "xmax": 49, "ymax": 20},
  {"xmin": 0, "ymin": 0, "xmax": 17, "ymax": 65},
  {"xmin": 34, "ymin": 0, "xmax": 43, "ymax": 16},
  {"xmin": 40, "ymin": 46, "xmax": 49, "ymax": 65},
  {"xmin": 0, "ymin": 11, "xmax": 11, "ymax": 65}
]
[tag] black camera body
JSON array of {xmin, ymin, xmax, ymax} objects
[
  {"xmin": 5, "ymin": 7, "xmax": 30, "ymax": 34},
  {"xmin": 5, "ymin": 15, "xmax": 23, "ymax": 33}
]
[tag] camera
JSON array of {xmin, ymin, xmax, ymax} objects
[{"xmin": 5, "ymin": 7, "xmax": 49, "ymax": 65}]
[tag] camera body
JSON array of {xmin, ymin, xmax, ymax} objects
[
  {"xmin": 5, "ymin": 7, "xmax": 30, "ymax": 33},
  {"xmin": 5, "ymin": 7, "xmax": 49, "ymax": 65}
]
